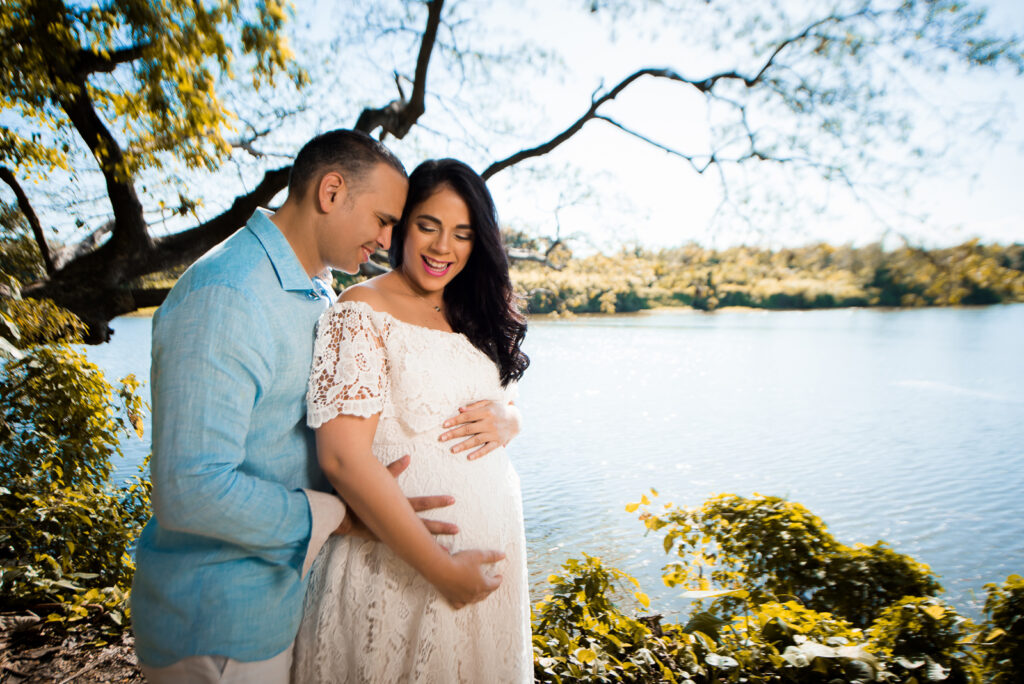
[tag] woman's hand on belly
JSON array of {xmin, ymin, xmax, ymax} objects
[
  {"xmin": 431, "ymin": 548, "xmax": 506, "ymax": 609},
  {"xmin": 439, "ymin": 400, "xmax": 521, "ymax": 460}
]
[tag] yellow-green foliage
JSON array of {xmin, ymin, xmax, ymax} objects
[
  {"xmin": 1, "ymin": 240, "xmax": 149, "ymax": 641},
  {"xmin": 1, "ymin": 230, "xmax": 87, "ymax": 355},
  {"xmin": 867, "ymin": 597, "xmax": 979, "ymax": 682},
  {"xmin": 635, "ymin": 491, "xmax": 941, "ymax": 629},
  {"xmin": 0, "ymin": 204, "xmax": 45, "ymax": 284},
  {"xmin": 2, "ymin": 296, "xmax": 87, "ymax": 348},
  {"xmin": 532, "ymin": 495, "xmax": 1024, "ymax": 682},
  {"xmin": 0, "ymin": 0, "xmax": 304, "ymax": 178},
  {"xmin": 711, "ymin": 600, "xmax": 883, "ymax": 681},
  {"xmin": 981, "ymin": 574, "xmax": 1024, "ymax": 683},
  {"xmin": 511, "ymin": 241, "xmax": 1024, "ymax": 314},
  {"xmin": 0, "ymin": 345, "xmax": 149, "ymax": 640},
  {"xmin": 532, "ymin": 556, "xmax": 903, "ymax": 682}
]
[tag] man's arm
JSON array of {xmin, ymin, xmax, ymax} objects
[
  {"xmin": 149, "ymin": 284, "xmax": 312, "ymax": 569},
  {"xmin": 438, "ymin": 400, "xmax": 522, "ymax": 461}
]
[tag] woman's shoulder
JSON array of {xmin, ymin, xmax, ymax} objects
[
  {"xmin": 339, "ymin": 274, "xmax": 405, "ymax": 309},
  {"xmin": 338, "ymin": 279, "xmax": 380, "ymax": 303},
  {"xmin": 323, "ymin": 277, "xmax": 404, "ymax": 330}
]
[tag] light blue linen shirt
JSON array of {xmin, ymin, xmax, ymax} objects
[{"xmin": 131, "ymin": 210, "xmax": 335, "ymax": 667}]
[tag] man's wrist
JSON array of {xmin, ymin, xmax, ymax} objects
[{"xmin": 301, "ymin": 490, "xmax": 347, "ymax": 577}]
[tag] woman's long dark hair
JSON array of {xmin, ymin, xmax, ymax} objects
[{"xmin": 389, "ymin": 159, "xmax": 529, "ymax": 386}]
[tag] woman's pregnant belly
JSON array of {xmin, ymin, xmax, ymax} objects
[{"xmin": 375, "ymin": 439, "xmax": 524, "ymax": 556}]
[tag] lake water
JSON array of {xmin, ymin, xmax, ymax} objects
[{"xmin": 86, "ymin": 304, "xmax": 1024, "ymax": 621}]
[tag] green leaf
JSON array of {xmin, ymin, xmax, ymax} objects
[{"xmin": 682, "ymin": 611, "xmax": 727, "ymax": 641}]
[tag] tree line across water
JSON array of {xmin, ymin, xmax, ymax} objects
[{"xmin": 507, "ymin": 237, "xmax": 1024, "ymax": 316}]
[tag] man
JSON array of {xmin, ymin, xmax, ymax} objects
[{"xmin": 131, "ymin": 129, "xmax": 519, "ymax": 682}]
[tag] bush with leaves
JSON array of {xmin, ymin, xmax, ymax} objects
[
  {"xmin": 981, "ymin": 574, "xmax": 1024, "ymax": 683},
  {"xmin": 711, "ymin": 599, "xmax": 883, "ymax": 682},
  {"xmin": 635, "ymin": 491, "xmax": 941, "ymax": 629},
  {"xmin": 531, "ymin": 558, "xmax": 920, "ymax": 682},
  {"xmin": 866, "ymin": 597, "xmax": 979, "ymax": 683},
  {"xmin": 1, "ymin": 237, "xmax": 149, "ymax": 642},
  {"xmin": 529, "ymin": 492, "xmax": 1024, "ymax": 682},
  {"xmin": 0, "ymin": 344, "xmax": 149, "ymax": 640},
  {"xmin": 532, "ymin": 554, "xmax": 704, "ymax": 683}
]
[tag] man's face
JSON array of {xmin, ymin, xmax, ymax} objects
[{"xmin": 318, "ymin": 163, "xmax": 408, "ymax": 275}]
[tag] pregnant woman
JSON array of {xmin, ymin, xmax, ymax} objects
[{"xmin": 292, "ymin": 159, "xmax": 531, "ymax": 682}]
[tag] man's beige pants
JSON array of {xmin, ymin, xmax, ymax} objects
[{"xmin": 140, "ymin": 643, "xmax": 293, "ymax": 684}]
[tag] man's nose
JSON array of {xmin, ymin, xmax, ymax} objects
[{"xmin": 377, "ymin": 224, "xmax": 392, "ymax": 250}]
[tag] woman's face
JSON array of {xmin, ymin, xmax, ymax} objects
[{"xmin": 400, "ymin": 185, "xmax": 474, "ymax": 294}]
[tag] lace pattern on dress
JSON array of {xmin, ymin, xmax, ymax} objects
[
  {"xmin": 294, "ymin": 300, "xmax": 532, "ymax": 683},
  {"xmin": 306, "ymin": 301, "xmax": 392, "ymax": 428}
]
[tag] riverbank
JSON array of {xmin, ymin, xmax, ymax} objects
[{"xmin": 511, "ymin": 239, "xmax": 1024, "ymax": 315}]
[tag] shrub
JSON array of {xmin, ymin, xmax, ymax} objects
[
  {"xmin": 981, "ymin": 574, "xmax": 1024, "ymax": 683},
  {"xmin": 867, "ymin": 597, "xmax": 979, "ymax": 683},
  {"xmin": 717, "ymin": 600, "xmax": 882, "ymax": 682},
  {"xmin": 0, "ymin": 343, "xmax": 149, "ymax": 640},
  {"xmin": 635, "ymin": 492, "xmax": 941, "ymax": 629},
  {"xmin": 531, "ymin": 557, "xmax": 921, "ymax": 683},
  {"xmin": 532, "ymin": 554, "xmax": 704, "ymax": 683},
  {"xmin": 1, "ymin": 237, "xmax": 150, "ymax": 642}
]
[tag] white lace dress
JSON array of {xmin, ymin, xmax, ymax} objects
[{"xmin": 292, "ymin": 300, "xmax": 531, "ymax": 683}]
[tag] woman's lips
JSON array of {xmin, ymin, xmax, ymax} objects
[{"xmin": 421, "ymin": 255, "xmax": 452, "ymax": 276}]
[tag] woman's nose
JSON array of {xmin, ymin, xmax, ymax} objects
[{"xmin": 431, "ymin": 230, "xmax": 451, "ymax": 252}]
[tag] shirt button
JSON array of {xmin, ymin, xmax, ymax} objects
[{"xmin": 307, "ymin": 291, "xmax": 319, "ymax": 300}]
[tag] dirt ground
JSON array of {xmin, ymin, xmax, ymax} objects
[{"xmin": 0, "ymin": 617, "xmax": 142, "ymax": 684}]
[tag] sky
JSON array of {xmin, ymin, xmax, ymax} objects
[{"xmin": 471, "ymin": 0, "xmax": 1024, "ymax": 251}]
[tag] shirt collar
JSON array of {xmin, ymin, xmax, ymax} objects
[{"xmin": 246, "ymin": 209, "xmax": 317, "ymax": 293}]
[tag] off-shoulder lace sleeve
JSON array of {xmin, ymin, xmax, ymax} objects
[{"xmin": 307, "ymin": 301, "xmax": 389, "ymax": 428}]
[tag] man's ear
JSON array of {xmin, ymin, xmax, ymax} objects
[{"xmin": 315, "ymin": 171, "xmax": 347, "ymax": 213}]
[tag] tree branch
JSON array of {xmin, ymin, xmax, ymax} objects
[
  {"xmin": 148, "ymin": 166, "xmax": 291, "ymax": 274},
  {"xmin": 355, "ymin": 0, "xmax": 443, "ymax": 138},
  {"xmin": 52, "ymin": 220, "xmax": 113, "ymax": 270},
  {"xmin": 58, "ymin": 86, "xmax": 151, "ymax": 257},
  {"xmin": 507, "ymin": 244, "xmax": 567, "ymax": 271},
  {"xmin": 0, "ymin": 166, "xmax": 55, "ymax": 274},
  {"xmin": 481, "ymin": 68, "xmax": 687, "ymax": 179},
  {"xmin": 128, "ymin": 287, "xmax": 172, "ymax": 309},
  {"xmin": 481, "ymin": 9, "xmax": 876, "ymax": 181},
  {"xmin": 594, "ymin": 115, "xmax": 713, "ymax": 173},
  {"xmin": 74, "ymin": 42, "xmax": 151, "ymax": 77}
]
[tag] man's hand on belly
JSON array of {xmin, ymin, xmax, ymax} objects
[{"xmin": 334, "ymin": 454, "xmax": 459, "ymax": 540}]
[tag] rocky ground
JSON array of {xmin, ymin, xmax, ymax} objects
[{"xmin": 1, "ymin": 616, "xmax": 142, "ymax": 684}]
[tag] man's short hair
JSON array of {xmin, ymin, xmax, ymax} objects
[{"xmin": 288, "ymin": 129, "xmax": 406, "ymax": 201}]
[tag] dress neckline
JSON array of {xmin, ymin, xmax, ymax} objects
[{"xmin": 335, "ymin": 298, "xmax": 464, "ymax": 338}]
